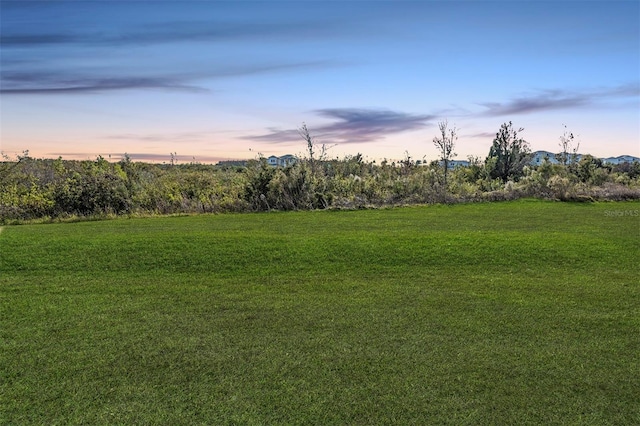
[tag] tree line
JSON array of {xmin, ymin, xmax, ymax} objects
[{"xmin": 1, "ymin": 121, "xmax": 639, "ymax": 223}]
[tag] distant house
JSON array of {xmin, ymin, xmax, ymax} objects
[
  {"xmin": 278, "ymin": 154, "xmax": 297, "ymax": 167},
  {"xmin": 433, "ymin": 159, "xmax": 470, "ymax": 169},
  {"xmin": 529, "ymin": 150, "xmax": 590, "ymax": 166},
  {"xmin": 447, "ymin": 159, "xmax": 470, "ymax": 169},
  {"xmin": 529, "ymin": 151, "xmax": 638, "ymax": 167},
  {"xmin": 267, "ymin": 154, "xmax": 297, "ymax": 167},
  {"xmin": 530, "ymin": 150, "xmax": 560, "ymax": 166},
  {"xmin": 267, "ymin": 155, "xmax": 279, "ymax": 167},
  {"xmin": 601, "ymin": 155, "xmax": 640, "ymax": 165}
]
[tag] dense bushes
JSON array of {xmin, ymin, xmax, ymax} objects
[{"xmin": 1, "ymin": 152, "xmax": 639, "ymax": 223}]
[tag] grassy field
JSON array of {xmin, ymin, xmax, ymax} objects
[{"xmin": 1, "ymin": 200, "xmax": 639, "ymax": 424}]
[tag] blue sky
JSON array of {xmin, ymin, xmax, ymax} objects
[{"xmin": 1, "ymin": 0, "xmax": 638, "ymax": 163}]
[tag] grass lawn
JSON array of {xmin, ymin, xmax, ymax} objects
[{"xmin": 1, "ymin": 200, "xmax": 639, "ymax": 424}]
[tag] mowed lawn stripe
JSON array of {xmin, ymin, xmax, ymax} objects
[{"xmin": 1, "ymin": 200, "xmax": 639, "ymax": 424}]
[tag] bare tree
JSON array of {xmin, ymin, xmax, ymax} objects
[
  {"xmin": 299, "ymin": 123, "xmax": 331, "ymax": 173},
  {"xmin": 556, "ymin": 125, "xmax": 580, "ymax": 166},
  {"xmin": 299, "ymin": 123, "xmax": 315, "ymax": 163},
  {"xmin": 433, "ymin": 120, "xmax": 457, "ymax": 186}
]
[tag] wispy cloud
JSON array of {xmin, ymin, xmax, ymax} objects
[
  {"xmin": 247, "ymin": 128, "xmax": 301, "ymax": 144},
  {"xmin": 0, "ymin": 72, "xmax": 205, "ymax": 94},
  {"xmin": 0, "ymin": 19, "xmax": 348, "ymax": 48},
  {"xmin": 315, "ymin": 108, "xmax": 435, "ymax": 143},
  {"xmin": 114, "ymin": 20, "xmax": 345, "ymax": 46},
  {"xmin": 467, "ymin": 132, "xmax": 497, "ymax": 139},
  {"xmin": 0, "ymin": 61, "xmax": 337, "ymax": 95},
  {"xmin": 1, "ymin": 4, "xmax": 348, "ymax": 96},
  {"xmin": 246, "ymin": 108, "xmax": 435, "ymax": 145},
  {"xmin": 479, "ymin": 83, "xmax": 639, "ymax": 116},
  {"xmin": 1, "ymin": 34, "xmax": 78, "ymax": 46},
  {"xmin": 105, "ymin": 130, "xmax": 231, "ymax": 144},
  {"xmin": 607, "ymin": 83, "xmax": 640, "ymax": 97},
  {"xmin": 479, "ymin": 92, "xmax": 588, "ymax": 116}
]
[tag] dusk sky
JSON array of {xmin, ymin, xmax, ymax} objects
[{"xmin": 1, "ymin": 0, "xmax": 638, "ymax": 164}]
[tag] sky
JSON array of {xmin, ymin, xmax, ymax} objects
[{"xmin": 1, "ymin": 0, "xmax": 639, "ymax": 164}]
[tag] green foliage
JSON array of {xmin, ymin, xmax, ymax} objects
[
  {"xmin": 50, "ymin": 158, "xmax": 131, "ymax": 216},
  {"xmin": 575, "ymin": 155, "xmax": 606, "ymax": 185},
  {"xmin": 1, "ymin": 150, "xmax": 639, "ymax": 222},
  {"xmin": 0, "ymin": 157, "xmax": 54, "ymax": 219},
  {"xmin": 243, "ymin": 158, "xmax": 277, "ymax": 211},
  {"xmin": 613, "ymin": 161, "xmax": 640, "ymax": 180},
  {"xmin": 486, "ymin": 121, "xmax": 531, "ymax": 183}
]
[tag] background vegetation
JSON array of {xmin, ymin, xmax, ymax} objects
[{"xmin": 2, "ymin": 122, "xmax": 639, "ymax": 223}]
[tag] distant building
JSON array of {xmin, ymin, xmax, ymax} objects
[
  {"xmin": 447, "ymin": 159, "xmax": 470, "ymax": 169},
  {"xmin": 267, "ymin": 154, "xmax": 297, "ymax": 167},
  {"xmin": 529, "ymin": 151, "xmax": 638, "ymax": 166},
  {"xmin": 601, "ymin": 155, "xmax": 640, "ymax": 165},
  {"xmin": 529, "ymin": 150, "xmax": 586, "ymax": 166},
  {"xmin": 530, "ymin": 150, "xmax": 561, "ymax": 166},
  {"xmin": 433, "ymin": 159, "xmax": 470, "ymax": 169}
]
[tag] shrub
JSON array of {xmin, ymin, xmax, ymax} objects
[{"xmin": 547, "ymin": 175, "xmax": 574, "ymax": 201}]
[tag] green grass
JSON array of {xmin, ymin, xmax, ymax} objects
[{"xmin": 1, "ymin": 200, "xmax": 639, "ymax": 424}]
